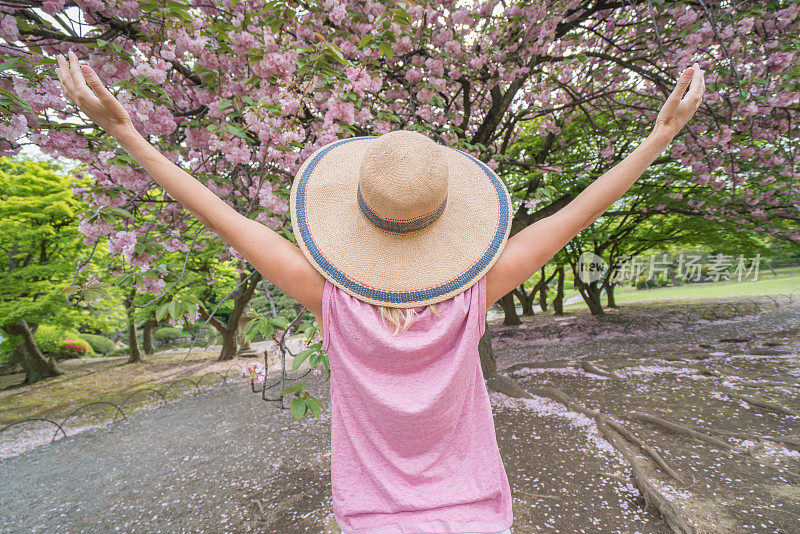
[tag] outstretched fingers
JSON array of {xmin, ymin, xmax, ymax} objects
[
  {"xmin": 662, "ymin": 64, "xmax": 696, "ymax": 117},
  {"xmin": 687, "ymin": 66, "xmax": 705, "ymax": 108},
  {"xmin": 55, "ymin": 54, "xmax": 75, "ymax": 98},
  {"xmin": 66, "ymin": 50, "xmax": 92, "ymax": 102}
]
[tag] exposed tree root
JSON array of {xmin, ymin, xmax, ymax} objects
[
  {"xmin": 492, "ymin": 353, "xmax": 797, "ymax": 532},
  {"xmin": 743, "ymin": 436, "xmax": 767, "ymax": 458},
  {"xmin": 759, "ymin": 436, "xmax": 800, "ymax": 451},
  {"xmin": 528, "ymin": 388, "xmax": 683, "ymax": 483},
  {"xmin": 604, "ymin": 417, "xmax": 685, "ymax": 484},
  {"xmin": 736, "ymin": 380, "xmax": 800, "ymax": 390},
  {"xmin": 496, "ymin": 360, "xmax": 571, "ymax": 375},
  {"xmin": 598, "ymin": 471, "xmax": 630, "ymax": 485},
  {"xmin": 730, "ymin": 394, "xmax": 800, "ymax": 417},
  {"xmin": 524, "ymin": 387, "xmax": 695, "ymax": 534},
  {"xmin": 699, "ymin": 368, "xmax": 800, "ymax": 391},
  {"xmin": 595, "ymin": 418, "xmax": 696, "ymax": 534},
  {"xmin": 631, "ymin": 412, "xmax": 800, "ymax": 453},
  {"xmin": 628, "ymin": 412, "xmax": 732, "ymax": 450},
  {"xmin": 680, "ymin": 423, "xmax": 800, "ymax": 453},
  {"xmin": 485, "ymin": 372, "xmax": 532, "ymax": 399},
  {"xmin": 661, "ymin": 353, "xmax": 693, "ymax": 362},
  {"xmin": 579, "ymin": 357, "xmax": 622, "ymax": 379},
  {"xmin": 743, "ymin": 434, "xmax": 800, "ymax": 452}
]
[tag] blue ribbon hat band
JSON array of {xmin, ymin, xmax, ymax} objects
[
  {"xmin": 357, "ymin": 183, "xmax": 448, "ymax": 236},
  {"xmin": 293, "ymin": 137, "xmax": 511, "ymax": 306}
]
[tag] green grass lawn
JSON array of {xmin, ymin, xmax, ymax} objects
[{"xmin": 563, "ymin": 265, "xmax": 800, "ymax": 308}]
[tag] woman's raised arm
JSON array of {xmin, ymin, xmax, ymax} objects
[
  {"xmin": 55, "ymin": 50, "xmax": 325, "ymax": 321},
  {"xmin": 486, "ymin": 63, "xmax": 705, "ymax": 310}
]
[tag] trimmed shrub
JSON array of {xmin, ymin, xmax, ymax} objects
[
  {"xmin": 34, "ymin": 324, "xmax": 67, "ymax": 356},
  {"xmin": 108, "ymin": 347, "xmax": 130, "ymax": 357},
  {"xmin": 34, "ymin": 325, "xmax": 95, "ymax": 358},
  {"xmin": 60, "ymin": 339, "xmax": 90, "ymax": 359},
  {"xmin": 154, "ymin": 327, "xmax": 183, "ymax": 344},
  {"xmin": 77, "ymin": 333, "xmax": 116, "ymax": 355}
]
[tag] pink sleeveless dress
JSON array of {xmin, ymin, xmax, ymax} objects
[{"xmin": 321, "ymin": 274, "xmax": 514, "ymax": 534}]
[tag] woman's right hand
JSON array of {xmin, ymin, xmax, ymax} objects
[
  {"xmin": 652, "ymin": 62, "xmax": 705, "ymax": 142},
  {"xmin": 55, "ymin": 49, "xmax": 134, "ymax": 136}
]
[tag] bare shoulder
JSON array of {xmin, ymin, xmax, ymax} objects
[
  {"xmin": 485, "ymin": 232, "xmax": 533, "ymax": 311},
  {"xmin": 266, "ymin": 237, "xmax": 326, "ymax": 322}
]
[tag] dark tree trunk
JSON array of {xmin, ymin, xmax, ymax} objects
[
  {"xmin": 538, "ymin": 266, "xmax": 548, "ymax": 312},
  {"xmin": 2, "ymin": 320, "xmax": 63, "ymax": 384},
  {"xmin": 142, "ymin": 317, "xmax": 157, "ymax": 355},
  {"xmin": 553, "ymin": 265, "xmax": 565, "ymax": 315},
  {"xmin": 477, "ymin": 318, "xmax": 530, "ymax": 398},
  {"xmin": 220, "ymin": 328, "xmax": 238, "ymax": 360},
  {"xmin": 478, "ymin": 319, "xmax": 497, "ymax": 379},
  {"xmin": 580, "ymin": 282, "xmax": 605, "ymax": 315},
  {"xmin": 606, "ymin": 282, "xmax": 617, "ymax": 308},
  {"xmin": 124, "ymin": 288, "xmax": 144, "ymax": 363},
  {"xmin": 571, "ymin": 263, "xmax": 605, "ymax": 315},
  {"xmin": 513, "ymin": 286, "xmax": 536, "ymax": 316},
  {"xmin": 500, "ymin": 292, "xmax": 521, "ymax": 325},
  {"xmin": 207, "ymin": 270, "xmax": 262, "ymax": 361}
]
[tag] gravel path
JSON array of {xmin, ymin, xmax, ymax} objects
[{"xmin": 1, "ymin": 373, "xmax": 338, "ymax": 533}]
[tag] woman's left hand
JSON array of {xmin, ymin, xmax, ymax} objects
[
  {"xmin": 55, "ymin": 50, "xmax": 134, "ymax": 135},
  {"xmin": 651, "ymin": 62, "xmax": 705, "ymax": 142}
]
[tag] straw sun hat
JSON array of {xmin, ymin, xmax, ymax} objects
[{"xmin": 290, "ymin": 130, "xmax": 512, "ymax": 309}]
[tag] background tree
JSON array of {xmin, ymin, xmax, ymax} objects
[
  {"xmin": 1, "ymin": 0, "xmax": 797, "ymax": 404},
  {"xmin": 0, "ymin": 157, "xmax": 101, "ymax": 382},
  {"xmin": 2, "ymin": 0, "xmax": 796, "ymax": 322}
]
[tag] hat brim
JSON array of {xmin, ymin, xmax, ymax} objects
[{"xmin": 290, "ymin": 136, "xmax": 512, "ymax": 308}]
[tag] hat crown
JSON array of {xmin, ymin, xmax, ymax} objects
[{"xmin": 358, "ymin": 131, "xmax": 448, "ymax": 234}]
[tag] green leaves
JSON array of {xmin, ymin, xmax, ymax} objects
[
  {"xmin": 225, "ymin": 123, "xmax": 256, "ymax": 143},
  {"xmin": 280, "ymin": 226, "xmax": 296, "ymax": 242},
  {"xmin": 0, "ymin": 56, "xmax": 25, "ymax": 74},
  {"xmin": 292, "ymin": 342, "xmax": 322, "ymax": 371},
  {"xmin": 155, "ymin": 294, "xmax": 201, "ymax": 322},
  {"xmin": 297, "ymin": 40, "xmax": 354, "ymax": 79},
  {"xmin": 132, "ymin": 241, "xmax": 161, "ymax": 256},
  {"xmin": 137, "ymin": 0, "xmax": 193, "ymax": 21},
  {"xmin": 242, "ymin": 314, "xmax": 273, "ymax": 344},
  {"xmin": 278, "ymin": 382, "xmax": 326, "ymax": 422},
  {"xmin": 60, "ymin": 280, "xmax": 112, "ymax": 303},
  {"xmin": 391, "ymin": 5, "xmax": 413, "ymax": 27},
  {"xmin": 0, "ymin": 86, "xmax": 32, "ymax": 114},
  {"xmin": 85, "ymin": 204, "xmax": 134, "ymax": 224},
  {"xmin": 107, "ymin": 152, "xmax": 137, "ymax": 167},
  {"xmin": 378, "ymin": 41, "xmax": 394, "ymax": 59},
  {"xmin": 353, "ymin": 6, "xmax": 408, "ymax": 60}
]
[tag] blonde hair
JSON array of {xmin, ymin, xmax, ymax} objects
[{"xmin": 378, "ymin": 303, "xmax": 441, "ymax": 335}]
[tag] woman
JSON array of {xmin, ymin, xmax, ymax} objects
[{"xmin": 55, "ymin": 50, "xmax": 704, "ymax": 533}]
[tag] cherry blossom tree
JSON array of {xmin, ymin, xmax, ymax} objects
[
  {"xmin": 3, "ymin": 2, "xmax": 798, "ymax": 527},
  {"xmin": 2, "ymin": 0, "xmax": 796, "ymax": 321},
  {"xmin": 0, "ymin": 0, "xmax": 795, "ymax": 394}
]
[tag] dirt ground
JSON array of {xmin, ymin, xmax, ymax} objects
[{"xmin": 1, "ymin": 297, "xmax": 798, "ymax": 533}]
